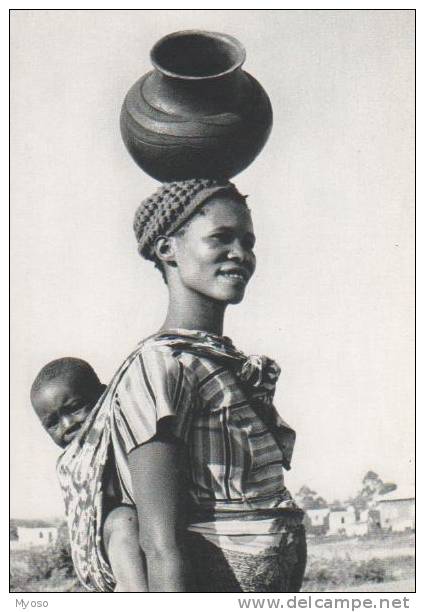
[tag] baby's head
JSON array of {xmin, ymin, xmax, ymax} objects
[{"xmin": 31, "ymin": 357, "xmax": 105, "ymax": 448}]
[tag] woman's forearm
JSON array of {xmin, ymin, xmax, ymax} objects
[
  {"xmin": 145, "ymin": 545, "xmax": 187, "ymax": 592},
  {"xmin": 128, "ymin": 434, "xmax": 188, "ymax": 591}
]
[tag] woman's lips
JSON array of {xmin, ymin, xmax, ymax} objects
[{"xmin": 218, "ymin": 268, "xmax": 250, "ymax": 284}]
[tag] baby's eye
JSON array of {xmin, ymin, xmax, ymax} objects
[
  {"xmin": 64, "ymin": 404, "xmax": 86, "ymax": 415},
  {"xmin": 243, "ymin": 236, "xmax": 256, "ymax": 250},
  {"xmin": 74, "ymin": 404, "xmax": 93, "ymax": 414}
]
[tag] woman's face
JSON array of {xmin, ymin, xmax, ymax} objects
[{"xmin": 171, "ymin": 195, "xmax": 256, "ymax": 304}]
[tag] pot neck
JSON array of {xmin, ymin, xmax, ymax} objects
[{"xmin": 142, "ymin": 68, "xmax": 248, "ymax": 117}]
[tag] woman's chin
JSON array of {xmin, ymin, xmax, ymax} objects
[
  {"xmin": 222, "ymin": 288, "xmax": 246, "ymax": 305},
  {"xmin": 190, "ymin": 284, "xmax": 247, "ymax": 305}
]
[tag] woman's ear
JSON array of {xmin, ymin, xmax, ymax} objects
[{"xmin": 154, "ymin": 236, "xmax": 177, "ymax": 264}]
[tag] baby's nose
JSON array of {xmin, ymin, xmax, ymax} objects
[{"xmin": 61, "ymin": 414, "xmax": 74, "ymax": 429}]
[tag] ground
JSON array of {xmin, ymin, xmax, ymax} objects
[
  {"xmin": 301, "ymin": 532, "xmax": 415, "ymax": 592},
  {"xmin": 10, "ymin": 532, "xmax": 414, "ymax": 593}
]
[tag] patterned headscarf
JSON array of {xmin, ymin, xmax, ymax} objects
[{"xmin": 133, "ymin": 178, "xmax": 247, "ymax": 260}]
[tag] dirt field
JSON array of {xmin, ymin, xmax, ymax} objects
[
  {"xmin": 301, "ymin": 532, "xmax": 415, "ymax": 593},
  {"xmin": 326, "ymin": 578, "xmax": 414, "ymax": 592},
  {"xmin": 10, "ymin": 532, "xmax": 415, "ymax": 593},
  {"xmin": 307, "ymin": 532, "xmax": 415, "ymax": 561}
]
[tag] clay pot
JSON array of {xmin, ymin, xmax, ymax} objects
[{"xmin": 120, "ymin": 30, "xmax": 273, "ymax": 181}]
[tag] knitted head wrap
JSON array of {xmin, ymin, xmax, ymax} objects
[{"xmin": 134, "ymin": 178, "xmax": 247, "ymax": 260}]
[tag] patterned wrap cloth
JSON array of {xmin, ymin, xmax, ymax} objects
[{"xmin": 56, "ymin": 331, "xmax": 301, "ymax": 592}]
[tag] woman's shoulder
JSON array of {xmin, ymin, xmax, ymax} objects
[
  {"xmin": 109, "ymin": 337, "xmax": 199, "ymax": 451},
  {"xmin": 133, "ymin": 334, "xmax": 190, "ymax": 362},
  {"xmin": 118, "ymin": 335, "xmax": 201, "ymax": 387},
  {"xmin": 136, "ymin": 331, "xmax": 244, "ymax": 382}
]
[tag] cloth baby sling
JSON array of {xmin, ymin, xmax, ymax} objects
[{"xmin": 56, "ymin": 331, "xmax": 296, "ymax": 592}]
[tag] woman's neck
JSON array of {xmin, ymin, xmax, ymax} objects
[{"xmin": 160, "ymin": 285, "xmax": 227, "ymax": 336}]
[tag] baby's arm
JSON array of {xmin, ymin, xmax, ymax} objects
[{"xmin": 103, "ymin": 505, "xmax": 148, "ymax": 592}]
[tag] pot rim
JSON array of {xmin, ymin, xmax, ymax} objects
[{"xmin": 150, "ymin": 29, "xmax": 246, "ymax": 80}]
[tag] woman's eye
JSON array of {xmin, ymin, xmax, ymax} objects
[{"xmin": 211, "ymin": 233, "xmax": 232, "ymax": 244}]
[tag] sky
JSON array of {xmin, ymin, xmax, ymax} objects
[{"xmin": 10, "ymin": 9, "xmax": 414, "ymax": 519}]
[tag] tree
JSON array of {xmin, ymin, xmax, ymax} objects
[
  {"xmin": 350, "ymin": 471, "xmax": 397, "ymax": 509},
  {"xmin": 295, "ymin": 485, "xmax": 328, "ymax": 510}
]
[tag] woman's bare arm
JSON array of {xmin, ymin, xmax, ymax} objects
[{"xmin": 128, "ymin": 432, "xmax": 188, "ymax": 592}]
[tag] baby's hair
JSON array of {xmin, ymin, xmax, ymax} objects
[{"xmin": 31, "ymin": 357, "xmax": 102, "ymax": 403}]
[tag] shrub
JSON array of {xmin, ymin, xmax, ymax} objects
[
  {"xmin": 354, "ymin": 559, "xmax": 386, "ymax": 583},
  {"xmin": 303, "ymin": 557, "xmax": 392, "ymax": 589},
  {"xmin": 304, "ymin": 558, "xmax": 357, "ymax": 588},
  {"xmin": 10, "ymin": 535, "xmax": 77, "ymax": 592}
]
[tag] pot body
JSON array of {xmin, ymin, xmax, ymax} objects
[{"xmin": 120, "ymin": 32, "xmax": 273, "ymax": 181}]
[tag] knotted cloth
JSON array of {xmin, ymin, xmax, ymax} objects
[{"xmin": 56, "ymin": 331, "xmax": 295, "ymax": 592}]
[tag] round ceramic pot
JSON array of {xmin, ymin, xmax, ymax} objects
[{"xmin": 120, "ymin": 30, "xmax": 273, "ymax": 181}]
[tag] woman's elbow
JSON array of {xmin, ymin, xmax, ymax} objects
[{"xmin": 139, "ymin": 529, "xmax": 181, "ymax": 561}]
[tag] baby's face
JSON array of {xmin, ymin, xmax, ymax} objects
[{"xmin": 32, "ymin": 375, "xmax": 101, "ymax": 448}]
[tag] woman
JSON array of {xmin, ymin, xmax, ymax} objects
[{"xmin": 58, "ymin": 178, "xmax": 306, "ymax": 592}]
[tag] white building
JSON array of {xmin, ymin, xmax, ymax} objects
[
  {"xmin": 375, "ymin": 487, "xmax": 415, "ymax": 532},
  {"xmin": 305, "ymin": 507, "xmax": 330, "ymax": 528},
  {"xmin": 15, "ymin": 526, "xmax": 58, "ymax": 548},
  {"xmin": 328, "ymin": 506, "xmax": 369, "ymax": 536}
]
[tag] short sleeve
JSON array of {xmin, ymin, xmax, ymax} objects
[
  {"xmin": 267, "ymin": 405, "xmax": 296, "ymax": 471},
  {"xmin": 112, "ymin": 346, "xmax": 196, "ymax": 454}
]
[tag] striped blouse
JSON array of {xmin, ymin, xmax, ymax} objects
[{"xmin": 110, "ymin": 330, "xmax": 296, "ymax": 517}]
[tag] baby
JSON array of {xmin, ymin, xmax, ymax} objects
[{"xmin": 30, "ymin": 357, "xmax": 147, "ymax": 592}]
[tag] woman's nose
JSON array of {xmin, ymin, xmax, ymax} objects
[{"xmin": 227, "ymin": 240, "xmax": 245, "ymax": 261}]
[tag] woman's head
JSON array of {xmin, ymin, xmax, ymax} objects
[{"xmin": 134, "ymin": 179, "xmax": 256, "ymax": 305}]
